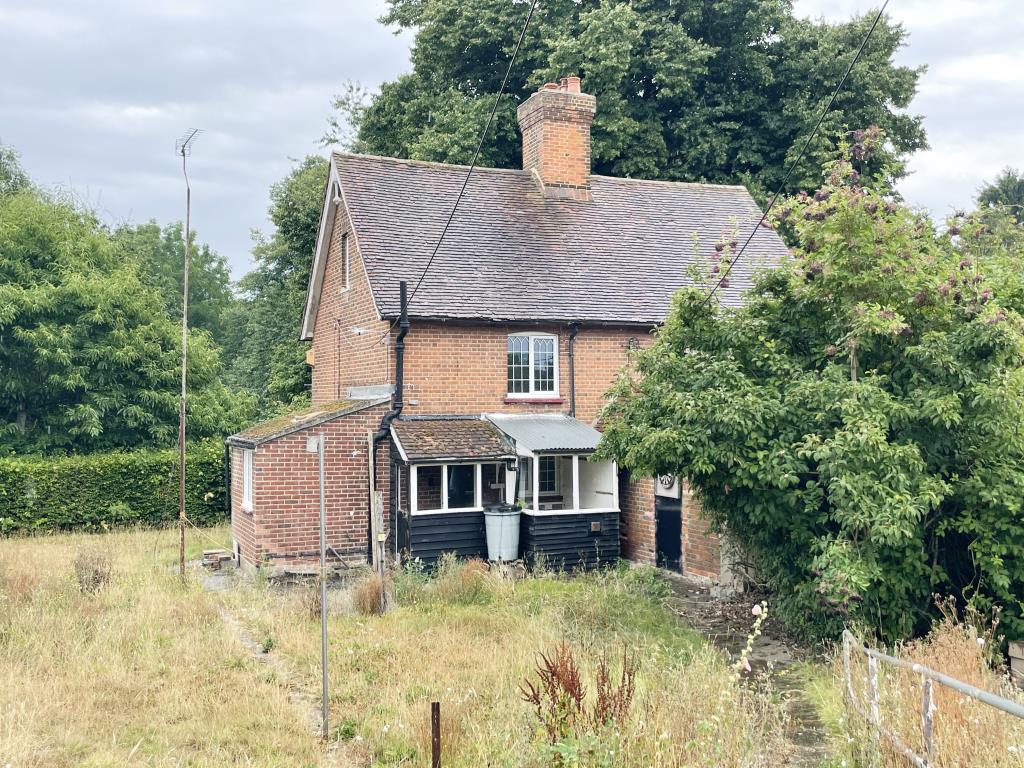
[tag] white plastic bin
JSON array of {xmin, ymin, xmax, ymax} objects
[{"xmin": 483, "ymin": 504, "xmax": 521, "ymax": 561}]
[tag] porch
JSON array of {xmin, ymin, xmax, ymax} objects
[{"xmin": 391, "ymin": 414, "xmax": 620, "ymax": 568}]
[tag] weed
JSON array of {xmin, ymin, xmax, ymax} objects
[
  {"xmin": 333, "ymin": 718, "xmax": 359, "ymax": 741},
  {"xmin": 74, "ymin": 547, "xmax": 111, "ymax": 594},
  {"xmin": 353, "ymin": 573, "xmax": 390, "ymax": 615},
  {"xmin": 301, "ymin": 582, "xmax": 322, "ymax": 620},
  {"xmin": 260, "ymin": 634, "xmax": 275, "ymax": 653}
]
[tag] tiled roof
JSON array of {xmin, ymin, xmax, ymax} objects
[
  {"xmin": 226, "ymin": 399, "xmax": 388, "ymax": 447},
  {"xmin": 392, "ymin": 417, "xmax": 516, "ymax": 462},
  {"xmin": 334, "ymin": 152, "xmax": 789, "ymax": 325}
]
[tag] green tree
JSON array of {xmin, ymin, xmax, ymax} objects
[
  {"xmin": 224, "ymin": 156, "xmax": 326, "ymax": 410},
  {"xmin": 113, "ymin": 221, "xmax": 236, "ymax": 349},
  {"xmin": 598, "ymin": 138, "xmax": 1024, "ymax": 642},
  {"xmin": 0, "ymin": 188, "xmax": 251, "ymax": 455},
  {"xmin": 978, "ymin": 167, "xmax": 1024, "ymax": 224},
  {"xmin": 0, "ymin": 142, "xmax": 30, "ymax": 197},
  {"xmin": 334, "ymin": 0, "xmax": 925, "ymax": 194}
]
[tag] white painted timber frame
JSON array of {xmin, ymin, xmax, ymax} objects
[
  {"xmin": 410, "ymin": 462, "xmax": 484, "ymax": 515},
  {"xmin": 517, "ymin": 453, "xmax": 619, "ymax": 517},
  {"xmin": 506, "ymin": 333, "xmax": 560, "ymax": 399},
  {"xmin": 241, "ymin": 448, "xmax": 254, "ymax": 511}
]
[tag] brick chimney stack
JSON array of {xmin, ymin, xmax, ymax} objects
[{"xmin": 516, "ymin": 76, "xmax": 596, "ymax": 201}]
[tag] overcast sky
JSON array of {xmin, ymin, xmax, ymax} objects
[{"xmin": 1, "ymin": 1, "xmax": 1021, "ymax": 279}]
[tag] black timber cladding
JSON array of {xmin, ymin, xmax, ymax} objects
[
  {"xmin": 408, "ymin": 511, "xmax": 486, "ymax": 565},
  {"xmin": 520, "ymin": 512, "xmax": 619, "ymax": 570}
]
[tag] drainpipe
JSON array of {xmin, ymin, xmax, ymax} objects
[
  {"xmin": 370, "ymin": 281, "xmax": 410, "ymax": 562},
  {"xmin": 567, "ymin": 323, "xmax": 580, "ymax": 417}
]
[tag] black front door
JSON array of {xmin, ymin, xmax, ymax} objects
[{"xmin": 655, "ymin": 495, "xmax": 682, "ymax": 571}]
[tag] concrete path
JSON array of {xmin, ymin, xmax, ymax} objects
[{"xmin": 662, "ymin": 572, "xmax": 832, "ymax": 767}]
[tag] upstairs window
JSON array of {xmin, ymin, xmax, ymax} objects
[{"xmin": 507, "ymin": 334, "xmax": 558, "ymax": 397}]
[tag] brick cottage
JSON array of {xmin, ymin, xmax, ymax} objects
[{"xmin": 226, "ymin": 76, "xmax": 787, "ymax": 581}]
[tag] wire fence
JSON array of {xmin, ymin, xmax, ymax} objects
[{"xmin": 842, "ymin": 629, "xmax": 1024, "ymax": 767}]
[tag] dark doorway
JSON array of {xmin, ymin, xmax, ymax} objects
[{"xmin": 655, "ymin": 495, "xmax": 682, "ymax": 571}]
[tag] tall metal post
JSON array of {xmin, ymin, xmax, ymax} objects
[
  {"xmin": 175, "ymin": 128, "xmax": 200, "ymax": 577},
  {"xmin": 318, "ymin": 433, "xmax": 329, "ymax": 739}
]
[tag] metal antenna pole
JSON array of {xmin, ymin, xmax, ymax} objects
[{"xmin": 175, "ymin": 128, "xmax": 201, "ymax": 578}]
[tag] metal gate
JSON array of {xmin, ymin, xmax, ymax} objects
[{"xmin": 843, "ymin": 630, "xmax": 1024, "ymax": 766}]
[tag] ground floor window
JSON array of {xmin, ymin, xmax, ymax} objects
[
  {"xmin": 242, "ymin": 449, "xmax": 254, "ymax": 510},
  {"xmin": 516, "ymin": 453, "xmax": 619, "ymax": 513},
  {"xmin": 411, "ymin": 462, "xmax": 486, "ymax": 514}
]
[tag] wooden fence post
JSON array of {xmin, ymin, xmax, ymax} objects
[
  {"xmin": 921, "ymin": 676, "xmax": 936, "ymax": 766},
  {"xmin": 868, "ymin": 656, "xmax": 881, "ymax": 729},
  {"xmin": 431, "ymin": 701, "xmax": 441, "ymax": 768}
]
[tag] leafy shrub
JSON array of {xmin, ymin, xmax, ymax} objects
[
  {"xmin": 600, "ymin": 136, "xmax": 1024, "ymax": 642},
  {"xmin": 74, "ymin": 548, "xmax": 111, "ymax": 594},
  {"xmin": 0, "ymin": 439, "xmax": 226, "ymax": 534}
]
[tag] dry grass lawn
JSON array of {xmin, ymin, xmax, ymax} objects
[{"xmin": 1, "ymin": 527, "xmax": 792, "ymax": 767}]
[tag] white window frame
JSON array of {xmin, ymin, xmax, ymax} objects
[
  {"xmin": 519, "ymin": 453, "xmax": 621, "ymax": 516},
  {"xmin": 241, "ymin": 449, "xmax": 254, "ymax": 511},
  {"xmin": 507, "ymin": 333, "xmax": 559, "ymax": 399},
  {"xmin": 410, "ymin": 462, "xmax": 483, "ymax": 515},
  {"xmin": 340, "ymin": 232, "xmax": 351, "ymax": 292},
  {"xmin": 520, "ymin": 456, "xmax": 561, "ymax": 499}
]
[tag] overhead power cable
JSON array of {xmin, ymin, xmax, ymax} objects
[
  {"xmin": 376, "ymin": 0, "xmax": 539, "ymax": 345},
  {"xmin": 695, "ymin": 0, "xmax": 891, "ymax": 313}
]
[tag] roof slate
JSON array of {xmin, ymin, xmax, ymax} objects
[
  {"xmin": 334, "ymin": 152, "xmax": 789, "ymax": 325},
  {"xmin": 226, "ymin": 399, "xmax": 388, "ymax": 447},
  {"xmin": 392, "ymin": 418, "xmax": 515, "ymax": 462}
]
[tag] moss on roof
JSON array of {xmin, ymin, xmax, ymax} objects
[{"xmin": 227, "ymin": 399, "xmax": 387, "ymax": 446}]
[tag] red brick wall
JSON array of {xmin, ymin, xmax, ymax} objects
[
  {"xmin": 397, "ymin": 322, "xmax": 651, "ymax": 422},
  {"xmin": 516, "ymin": 79, "xmax": 596, "ymax": 201},
  {"xmin": 681, "ymin": 481, "xmax": 721, "ymax": 579},
  {"xmin": 620, "ymin": 474, "xmax": 656, "ymax": 564},
  {"xmin": 310, "ymin": 203, "xmax": 391, "ymax": 405},
  {"xmin": 229, "ymin": 402, "xmax": 390, "ymax": 569}
]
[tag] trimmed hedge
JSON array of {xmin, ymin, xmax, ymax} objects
[{"xmin": 0, "ymin": 440, "xmax": 227, "ymax": 534}]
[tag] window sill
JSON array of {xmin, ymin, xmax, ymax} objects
[
  {"xmin": 504, "ymin": 396, "xmax": 564, "ymax": 405},
  {"xmin": 411, "ymin": 507, "xmax": 483, "ymax": 516},
  {"xmin": 240, "ymin": 504, "xmax": 254, "ymax": 515}
]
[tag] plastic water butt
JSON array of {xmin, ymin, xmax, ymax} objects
[{"xmin": 483, "ymin": 503, "xmax": 521, "ymax": 561}]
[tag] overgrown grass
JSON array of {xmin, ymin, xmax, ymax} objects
[
  {"xmin": 0, "ymin": 526, "xmax": 321, "ymax": 767},
  {"xmin": 1, "ymin": 530, "xmax": 793, "ymax": 767},
  {"xmin": 810, "ymin": 603, "xmax": 1024, "ymax": 767},
  {"xmin": 221, "ymin": 555, "xmax": 791, "ymax": 767}
]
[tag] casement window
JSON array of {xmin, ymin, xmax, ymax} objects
[
  {"xmin": 507, "ymin": 333, "xmax": 558, "ymax": 397},
  {"xmin": 411, "ymin": 463, "xmax": 483, "ymax": 514},
  {"xmin": 340, "ymin": 233, "xmax": 350, "ymax": 291},
  {"xmin": 519, "ymin": 456, "xmax": 558, "ymax": 495},
  {"xmin": 241, "ymin": 449, "xmax": 254, "ymax": 510}
]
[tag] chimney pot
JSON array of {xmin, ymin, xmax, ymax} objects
[{"xmin": 516, "ymin": 76, "xmax": 596, "ymax": 202}]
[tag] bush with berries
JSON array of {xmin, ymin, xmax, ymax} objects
[{"xmin": 599, "ymin": 131, "xmax": 1024, "ymax": 642}]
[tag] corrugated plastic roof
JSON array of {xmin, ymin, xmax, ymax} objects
[{"xmin": 486, "ymin": 413, "xmax": 602, "ymax": 454}]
